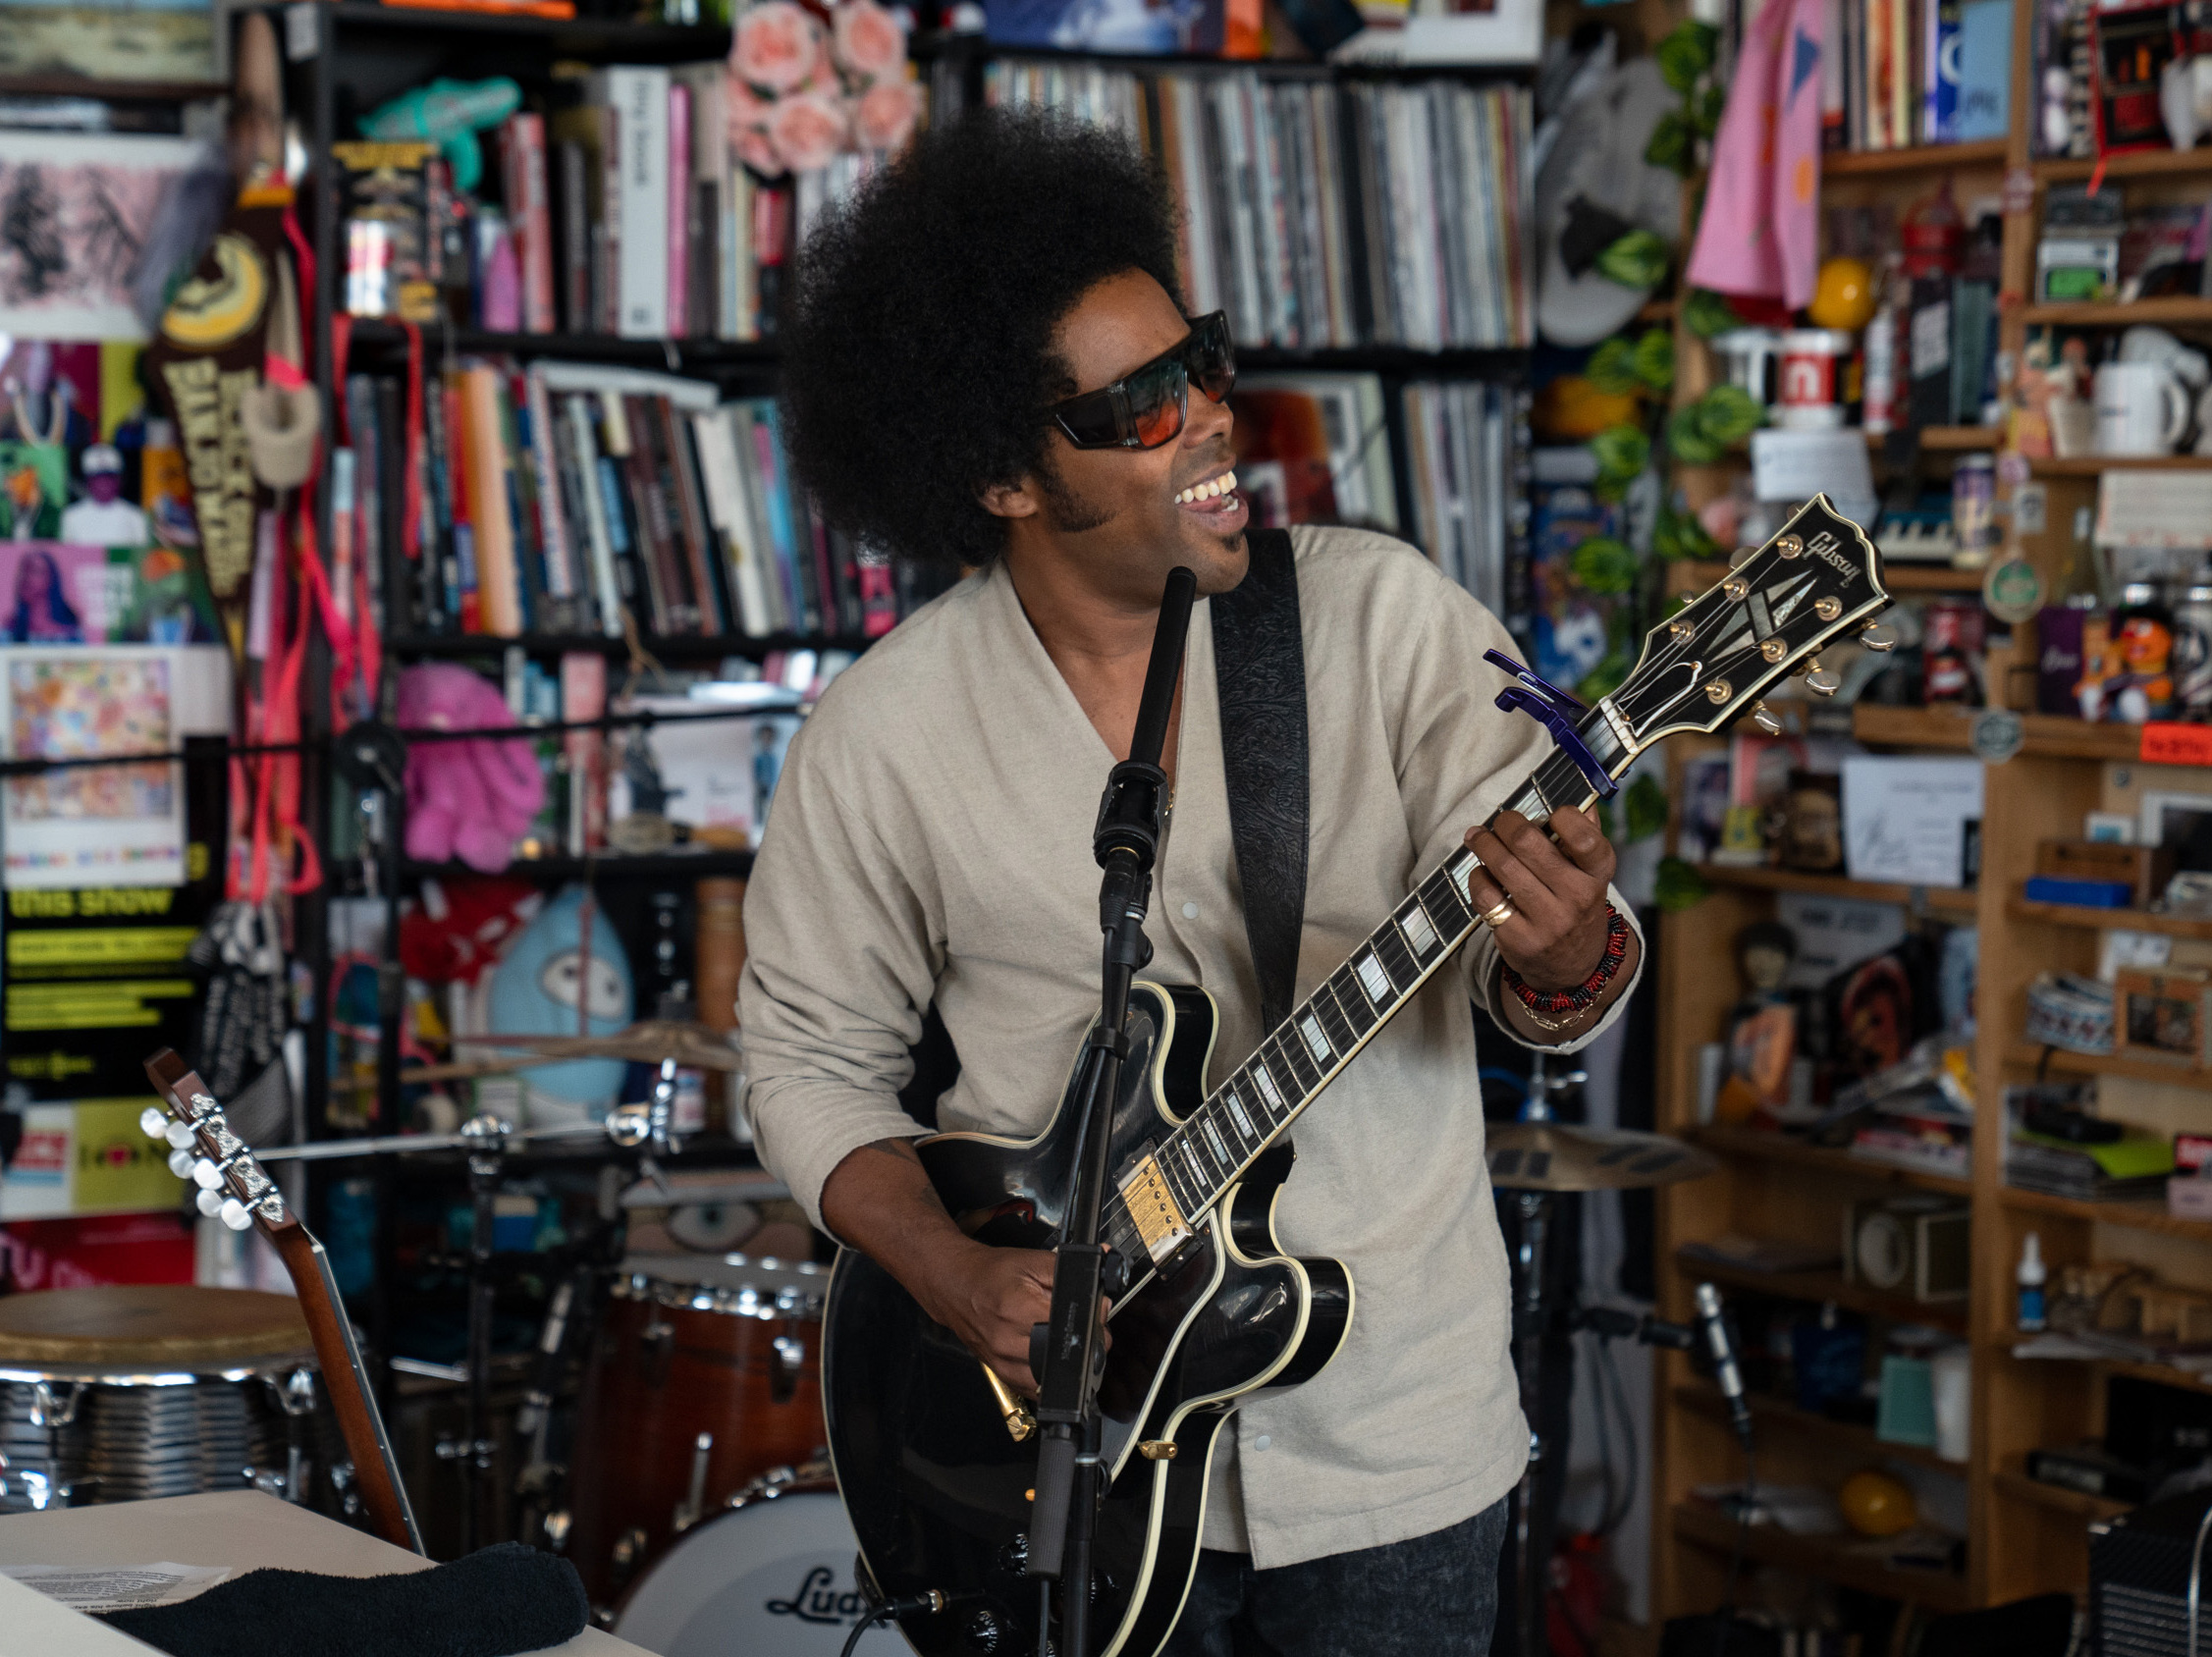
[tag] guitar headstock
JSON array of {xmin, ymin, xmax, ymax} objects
[
  {"xmin": 140, "ymin": 1048, "xmax": 295, "ymax": 1236},
  {"xmin": 1607, "ymin": 495, "xmax": 1895, "ymax": 747}
]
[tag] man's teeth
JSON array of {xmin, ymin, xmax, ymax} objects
[{"xmin": 1174, "ymin": 470, "xmax": 1238, "ymax": 507}]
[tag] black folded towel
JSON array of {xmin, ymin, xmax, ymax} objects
[{"xmin": 96, "ymin": 1541, "xmax": 589, "ymax": 1657}]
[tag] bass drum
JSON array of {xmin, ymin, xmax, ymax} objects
[{"xmin": 611, "ymin": 1471, "xmax": 905, "ymax": 1657}]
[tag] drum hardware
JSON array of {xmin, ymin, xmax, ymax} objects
[
  {"xmin": 772, "ymin": 1336, "xmax": 805, "ymax": 1403},
  {"xmin": 1498, "ymin": 1058, "xmax": 1723, "ymax": 1657},
  {"xmin": 672, "ymin": 1431, "xmax": 714, "ymax": 1533}
]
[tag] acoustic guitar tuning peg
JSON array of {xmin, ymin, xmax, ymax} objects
[
  {"xmin": 196, "ymin": 1187, "xmax": 226, "ymax": 1217},
  {"xmin": 163, "ymin": 1120, "xmax": 195, "ymax": 1151},
  {"xmin": 1750, "ymin": 703, "xmax": 1783, "ymax": 736},
  {"xmin": 219, "ymin": 1199, "xmax": 252, "ymax": 1232},
  {"xmin": 140, "ymin": 1107, "xmax": 169, "ymax": 1141},
  {"xmin": 192, "ymin": 1157, "xmax": 225, "ymax": 1190},
  {"xmin": 168, "ymin": 1149, "xmax": 195, "ymax": 1180},
  {"xmin": 1861, "ymin": 621, "xmax": 1899, "ymax": 653}
]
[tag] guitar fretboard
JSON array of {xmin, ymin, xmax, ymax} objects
[{"xmin": 1102, "ymin": 723, "xmax": 1624, "ymax": 1269}]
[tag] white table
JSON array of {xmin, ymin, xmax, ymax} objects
[{"xmin": 0, "ymin": 1491, "xmax": 654, "ymax": 1657}]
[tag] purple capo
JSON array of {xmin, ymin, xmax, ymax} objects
[{"xmin": 1484, "ymin": 649, "xmax": 1619, "ymax": 801}]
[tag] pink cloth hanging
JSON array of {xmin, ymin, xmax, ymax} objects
[{"xmin": 1687, "ymin": 0, "xmax": 1827, "ymax": 310}]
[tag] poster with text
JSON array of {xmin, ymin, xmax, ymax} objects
[{"xmin": 2, "ymin": 650, "xmax": 185, "ymax": 887}]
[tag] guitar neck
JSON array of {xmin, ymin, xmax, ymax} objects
[
  {"xmin": 1106, "ymin": 707, "xmax": 1631, "ymax": 1268},
  {"xmin": 268, "ymin": 1219, "xmax": 423, "ymax": 1553}
]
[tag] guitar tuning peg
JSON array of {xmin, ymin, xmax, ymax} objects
[
  {"xmin": 1806, "ymin": 667, "xmax": 1842, "ymax": 697},
  {"xmin": 195, "ymin": 1187, "xmax": 225, "ymax": 1217},
  {"xmin": 167, "ymin": 1149, "xmax": 195, "ymax": 1180},
  {"xmin": 192, "ymin": 1157, "xmax": 224, "ymax": 1190},
  {"xmin": 1861, "ymin": 621, "xmax": 1899, "ymax": 653},
  {"xmin": 219, "ymin": 1199, "xmax": 252, "ymax": 1232},
  {"xmin": 163, "ymin": 1120, "xmax": 195, "ymax": 1151},
  {"xmin": 140, "ymin": 1107, "xmax": 168, "ymax": 1141},
  {"xmin": 1750, "ymin": 703, "xmax": 1783, "ymax": 736},
  {"xmin": 1729, "ymin": 546, "xmax": 1756, "ymax": 569}
]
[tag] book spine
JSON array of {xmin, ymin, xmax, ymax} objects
[
  {"xmin": 507, "ymin": 113, "xmax": 556, "ymax": 334},
  {"xmin": 470, "ymin": 366, "xmax": 526, "ymax": 637},
  {"xmin": 563, "ymin": 394, "xmax": 623, "ymax": 635},
  {"xmin": 1823, "ymin": 0, "xmax": 1848, "ymax": 149},
  {"xmin": 556, "ymin": 139, "xmax": 590, "ymax": 333},
  {"xmin": 732, "ymin": 402, "xmax": 788, "ymax": 632},
  {"xmin": 443, "ymin": 371, "xmax": 481, "ymax": 633},
  {"xmin": 524, "ymin": 365, "xmax": 575, "ymax": 608},
  {"xmin": 597, "ymin": 391, "xmax": 661, "ymax": 632},
  {"xmin": 661, "ymin": 397, "xmax": 729, "ymax": 633},
  {"xmin": 691, "ymin": 406, "xmax": 771, "ymax": 637},
  {"xmin": 611, "ymin": 67, "xmax": 671, "ymax": 338},
  {"xmin": 559, "ymin": 651, "xmax": 608, "ymax": 854},
  {"xmin": 668, "ymin": 80, "xmax": 691, "ymax": 338},
  {"xmin": 747, "ymin": 406, "xmax": 803, "ymax": 632},
  {"xmin": 597, "ymin": 101, "xmax": 622, "ymax": 333}
]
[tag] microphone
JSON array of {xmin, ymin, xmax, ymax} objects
[
  {"xmin": 1093, "ymin": 566, "xmax": 1198, "ymax": 878},
  {"xmin": 1694, "ymin": 1281, "xmax": 1753, "ymax": 1449}
]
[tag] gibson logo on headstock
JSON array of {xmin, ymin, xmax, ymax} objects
[{"xmin": 1801, "ymin": 529, "xmax": 1860, "ymax": 578}]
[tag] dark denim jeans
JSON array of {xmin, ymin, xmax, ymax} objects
[{"xmin": 1160, "ymin": 1497, "xmax": 1509, "ymax": 1657}]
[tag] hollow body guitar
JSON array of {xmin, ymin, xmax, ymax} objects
[{"xmin": 824, "ymin": 499, "xmax": 1892, "ymax": 1657}]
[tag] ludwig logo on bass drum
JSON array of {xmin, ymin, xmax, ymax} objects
[{"xmin": 766, "ymin": 1564, "xmax": 871, "ymax": 1626}]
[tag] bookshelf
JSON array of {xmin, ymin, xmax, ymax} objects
[{"xmin": 1647, "ymin": 0, "xmax": 2212, "ymax": 1617}]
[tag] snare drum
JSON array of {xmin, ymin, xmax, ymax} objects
[
  {"xmin": 564, "ymin": 1255, "xmax": 829, "ymax": 1605},
  {"xmin": 613, "ymin": 1467, "xmax": 903, "ymax": 1657},
  {"xmin": 0, "ymin": 1287, "xmax": 321, "ymax": 1512}
]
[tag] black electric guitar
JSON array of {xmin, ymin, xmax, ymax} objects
[{"xmin": 823, "ymin": 497, "xmax": 1892, "ymax": 1657}]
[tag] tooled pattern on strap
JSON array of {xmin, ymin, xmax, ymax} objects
[{"xmin": 1210, "ymin": 526, "xmax": 1310, "ymax": 1034}]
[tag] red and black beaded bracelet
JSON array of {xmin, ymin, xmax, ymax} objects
[{"xmin": 1501, "ymin": 904, "xmax": 1631, "ymax": 1019}]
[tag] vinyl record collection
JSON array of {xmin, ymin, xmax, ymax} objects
[{"xmin": 984, "ymin": 60, "xmax": 1535, "ymax": 352}]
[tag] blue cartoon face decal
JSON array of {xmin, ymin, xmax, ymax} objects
[{"xmin": 487, "ymin": 884, "xmax": 633, "ymax": 1109}]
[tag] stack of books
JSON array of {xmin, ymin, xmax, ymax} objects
[
  {"xmin": 1401, "ymin": 380, "xmax": 1521, "ymax": 621},
  {"xmin": 1819, "ymin": 0, "xmax": 2013, "ymax": 152},
  {"xmin": 985, "ymin": 60, "xmax": 1533, "ymax": 352},
  {"xmin": 2008, "ymin": 1127, "xmax": 2177, "ymax": 1202},
  {"xmin": 335, "ymin": 64, "xmax": 791, "ymax": 343},
  {"xmin": 349, "ymin": 361, "xmax": 910, "ymax": 644}
]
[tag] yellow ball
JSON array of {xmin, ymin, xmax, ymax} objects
[
  {"xmin": 1839, "ymin": 1470, "xmax": 1917, "ymax": 1537},
  {"xmin": 1808, "ymin": 257, "xmax": 1878, "ymax": 331}
]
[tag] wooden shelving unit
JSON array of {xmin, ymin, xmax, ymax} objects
[
  {"xmin": 2028, "ymin": 454, "xmax": 2212, "ymax": 474},
  {"xmin": 1680, "ymin": 1251, "xmax": 1972, "ymax": 1335},
  {"xmin": 1998, "ymin": 1186, "xmax": 2212, "ymax": 1247},
  {"xmin": 2006, "ymin": 895, "xmax": 2212, "ymax": 941},
  {"xmin": 2021, "ymin": 297, "xmax": 2212, "ymax": 327},
  {"xmin": 1693, "ymin": 1124, "xmax": 1971, "ymax": 1197},
  {"xmin": 1670, "ymin": 1502, "xmax": 1976, "ymax": 1612},
  {"xmin": 1693, "ymin": 861, "xmax": 1979, "ymax": 917},
  {"xmin": 1674, "ymin": 1381, "xmax": 1965, "ymax": 1471},
  {"xmin": 2001, "ymin": 1042, "xmax": 2212, "ymax": 1089},
  {"xmin": 1883, "ymin": 564, "xmax": 1994, "ymax": 592},
  {"xmin": 1822, "ymin": 139, "xmax": 2010, "ymax": 176}
]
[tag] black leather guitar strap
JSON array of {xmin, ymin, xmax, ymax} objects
[{"xmin": 1210, "ymin": 527, "xmax": 1310, "ymax": 1034}]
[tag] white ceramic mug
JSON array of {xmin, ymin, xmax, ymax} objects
[{"xmin": 2095, "ymin": 360, "xmax": 2191, "ymax": 455}]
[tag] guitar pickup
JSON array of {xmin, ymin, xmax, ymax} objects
[{"xmin": 1116, "ymin": 1152, "xmax": 1193, "ymax": 1265}]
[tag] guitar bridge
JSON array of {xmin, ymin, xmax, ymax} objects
[{"xmin": 1116, "ymin": 1153, "xmax": 1193, "ymax": 1264}]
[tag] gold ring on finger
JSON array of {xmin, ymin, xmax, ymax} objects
[{"xmin": 1482, "ymin": 897, "xmax": 1516, "ymax": 929}]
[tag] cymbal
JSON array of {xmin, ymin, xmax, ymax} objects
[
  {"xmin": 1486, "ymin": 1122, "xmax": 1720, "ymax": 1192},
  {"xmin": 465, "ymin": 1019, "xmax": 744, "ymax": 1072}
]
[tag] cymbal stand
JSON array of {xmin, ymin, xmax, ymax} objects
[{"xmin": 436, "ymin": 1109, "xmax": 510, "ymax": 1553}]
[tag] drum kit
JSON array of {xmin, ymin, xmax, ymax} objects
[{"xmin": 271, "ymin": 1017, "xmax": 895, "ymax": 1650}]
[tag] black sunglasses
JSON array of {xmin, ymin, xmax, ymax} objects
[{"xmin": 1049, "ymin": 312, "xmax": 1237, "ymax": 451}]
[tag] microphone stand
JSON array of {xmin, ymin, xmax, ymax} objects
[{"xmin": 1026, "ymin": 565, "xmax": 1198, "ymax": 1657}]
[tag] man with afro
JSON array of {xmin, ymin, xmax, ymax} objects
[{"xmin": 739, "ymin": 107, "xmax": 1642, "ymax": 1655}]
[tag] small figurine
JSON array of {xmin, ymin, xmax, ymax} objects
[
  {"xmin": 60, "ymin": 444, "xmax": 151, "ymax": 547},
  {"xmin": 1717, "ymin": 921, "xmax": 1800, "ymax": 1122}
]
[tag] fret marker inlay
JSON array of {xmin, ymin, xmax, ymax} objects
[
  {"xmin": 1400, "ymin": 905, "xmax": 1438, "ymax": 955},
  {"xmin": 1253, "ymin": 1063, "xmax": 1284, "ymax": 1112},
  {"xmin": 1299, "ymin": 1015, "xmax": 1330, "ymax": 1062},
  {"xmin": 1225, "ymin": 1091, "xmax": 1256, "ymax": 1140},
  {"xmin": 1355, "ymin": 954, "xmax": 1391, "ymax": 1005}
]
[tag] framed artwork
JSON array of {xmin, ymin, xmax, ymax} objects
[
  {"xmin": 2139, "ymin": 789, "xmax": 2212, "ymax": 873},
  {"xmin": 0, "ymin": 0, "xmax": 214, "ymax": 85},
  {"xmin": 1, "ymin": 648, "xmax": 187, "ymax": 888},
  {"xmin": 0, "ymin": 134, "xmax": 207, "ymax": 341}
]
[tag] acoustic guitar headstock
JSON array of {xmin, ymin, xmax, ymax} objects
[{"xmin": 141, "ymin": 1048, "xmax": 296, "ymax": 1237}]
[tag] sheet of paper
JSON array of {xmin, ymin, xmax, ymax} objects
[
  {"xmin": 2097, "ymin": 471, "xmax": 2212, "ymax": 551},
  {"xmin": 1842, "ymin": 756, "xmax": 1985, "ymax": 886},
  {"xmin": 0, "ymin": 1562, "xmax": 230, "ymax": 1613},
  {"xmin": 1776, "ymin": 891, "xmax": 1911, "ymax": 989},
  {"xmin": 1749, "ymin": 429, "xmax": 1880, "ymax": 528}
]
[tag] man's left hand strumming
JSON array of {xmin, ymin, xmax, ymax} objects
[{"xmin": 1464, "ymin": 806, "xmax": 1642, "ymax": 1045}]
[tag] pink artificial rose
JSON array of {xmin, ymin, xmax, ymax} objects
[
  {"xmin": 725, "ymin": 72, "xmax": 777, "ymax": 136},
  {"xmin": 833, "ymin": 0, "xmax": 908, "ymax": 82},
  {"xmin": 855, "ymin": 78, "xmax": 923, "ymax": 152},
  {"xmin": 733, "ymin": 122, "xmax": 786, "ymax": 178},
  {"xmin": 732, "ymin": 1, "xmax": 824, "ymax": 94},
  {"xmin": 770, "ymin": 89, "xmax": 850, "ymax": 172}
]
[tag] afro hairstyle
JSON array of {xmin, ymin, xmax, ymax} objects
[{"xmin": 779, "ymin": 106, "xmax": 1184, "ymax": 571}]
